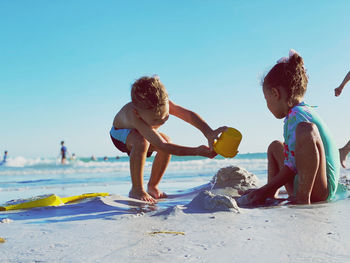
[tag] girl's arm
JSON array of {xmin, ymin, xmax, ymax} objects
[
  {"xmin": 335, "ymin": 71, "xmax": 350, "ymax": 96},
  {"xmin": 244, "ymin": 165, "xmax": 296, "ymax": 205},
  {"xmin": 169, "ymin": 100, "xmax": 227, "ymax": 149}
]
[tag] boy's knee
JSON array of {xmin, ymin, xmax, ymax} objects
[
  {"xmin": 136, "ymin": 137, "xmax": 150, "ymax": 151},
  {"xmin": 128, "ymin": 131, "xmax": 150, "ymax": 151}
]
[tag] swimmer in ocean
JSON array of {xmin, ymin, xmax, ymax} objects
[
  {"xmin": 60, "ymin": 141, "xmax": 67, "ymax": 165},
  {"xmin": 0, "ymin": 151, "xmax": 8, "ymax": 165}
]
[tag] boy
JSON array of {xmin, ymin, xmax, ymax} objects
[{"xmin": 110, "ymin": 76, "xmax": 226, "ymax": 203}]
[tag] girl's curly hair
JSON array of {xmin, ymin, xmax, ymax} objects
[{"xmin": 263, "ymin": 53, "xmax": 308, "ymax": 105}]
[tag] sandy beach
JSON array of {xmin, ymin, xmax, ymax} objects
[
  {"xmin": 1, "ymin": 195, "xmax": 350, "ymax": 263},
  {"xmin": 1, "ymin": 163, "xmax": 350, "ymax": 263}
]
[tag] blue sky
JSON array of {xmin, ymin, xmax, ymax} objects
[{"xmin": 1, "ymin": 0, "xmax": 349, "ymax": 158}]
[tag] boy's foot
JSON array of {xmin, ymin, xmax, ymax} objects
[
  {"xmin": 147, "ymin": 185, "xmax": 168, "ymax": 199},
  {"xmin": 339, "ymin": 148, "xmax": 349, "ymax": 168},
  {"xmin": 129, "ymin": 189, "xmax": 157, "ymax": 204}
]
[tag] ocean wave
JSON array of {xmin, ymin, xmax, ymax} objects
[
  {"xmin": 0, "ymin": 156, "xmax": 268, "ymax": 176},
  {"xmin": 3, "ymin": 156, "xmax": 56, "ymax": 168}
]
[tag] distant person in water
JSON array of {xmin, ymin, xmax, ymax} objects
[
  {"xmin": 91, "ymin": 155, "xmax": 97, "ymax": 161},
  {"xmin": 0, "ymin": 151, "xmax": 8, "ymax": 165},
  {"xmin": 103, "ymin": 156, "xmax": 108, "ymax": 161},
  {"xmin": 70, "ymin": 153, "xmax": 76, "ymax": 161},
  {"xmin": 334, "ymin": 71, "xmax": 350, "ymax": 168},
  {"xmin": 60, "ymin": 141, "xmax": 67, "ymax": 164}
]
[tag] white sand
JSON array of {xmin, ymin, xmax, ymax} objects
[
  {"xmin": 1, "ymin": 166, "xmax": 350, "ymax": 263},
  {"xmin": 1, "ymin": 194, "xmax": 350, "ymax": 262}
]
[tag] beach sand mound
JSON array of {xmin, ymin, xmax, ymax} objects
[
  {"xmin": 212, "ymin": 166, "xmax": 259, "ymax": 191},
  {"xmin": 185, "ymin": 166, "xmax": 259, "ymax": 212},
  {"xmin": 186, "ymin": 190, "xmax": 240, "ymax": 213}
]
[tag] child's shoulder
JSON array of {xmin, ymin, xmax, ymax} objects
[
  {"xmin": 297, "ymin": 103, "xmax": 314, "ymax": 115},
  {"xmin": 117, "ymin": 102, "xmax": 134, "ymax": 115},
  {"xmin": 113, "ymin": 102, "xmax": 137, "ymax": 127},
  {"xmin": 288, "ymin": 102, "xmax": 313, "ymax": 122},
  {"xmin": 121, "ymin": 101, "xmax": 133, "ymax": 109}
]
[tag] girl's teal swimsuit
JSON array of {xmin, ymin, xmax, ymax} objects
[{"xmin": 283, "ymin": 102, "xmax": 340, "ymax": 200}]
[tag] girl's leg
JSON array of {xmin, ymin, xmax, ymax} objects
[
  {"xmin": 126, "ymin": 130, "xmax": 156, "ymax": 203},
  {"xmin": 267, "ymin": 140, "xmax": 294, "ymax": 197},
  {"xmin": 339, "ymin": 140, "xmax": 350, "ymax": 168},
  {"xmin": 295, "ymin": 122, "xmax": 328, "ymax": 204},
  {"xmin": 147, "ymin": 133, "xmax": 172, "ymax": 199}
]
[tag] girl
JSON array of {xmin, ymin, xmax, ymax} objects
[{"xmin": 244, "ymin": 50, "xmax": 340, "ymax": 205}]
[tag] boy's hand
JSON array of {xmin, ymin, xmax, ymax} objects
[
  {"xmin": 206, "ymin": 126, "xmax": 228, "ymax": 150},
  {"xmin": 196, "ymin": 145, "xmax": 217, "ymax": 158}
]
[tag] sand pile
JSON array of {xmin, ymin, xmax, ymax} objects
[
  {"xmin": 187, "ymin": 166, "xmax": 259, "ymax": 212},
  {"xmin": 212, "ymin": 166, "xmax": 259, "ymax": 191},
  {"xmin": 186, "ymin": 190, "xmax": 240, "ymax": 212}
]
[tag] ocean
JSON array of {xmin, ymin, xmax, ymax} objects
[
  {"xmin": 0, "ymin": 153, "xmax": 348, "ymax": 209},
  {"xmin": 0, "ymin": 154, "xmax": 268, "ymax": 205}
]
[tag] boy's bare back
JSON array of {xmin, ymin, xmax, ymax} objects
[{"xmin": 112, "ymin": 102, "xmax": 137, "ymax": 130}]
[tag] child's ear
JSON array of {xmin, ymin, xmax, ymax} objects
[{"xmin": 271, "ymin": 87, "xmax": 281, "ymax": 100}]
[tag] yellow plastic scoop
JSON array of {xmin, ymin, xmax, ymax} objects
[
  {"xmin": 0, "ymin": 193, "xmax": 109, "ymax": 211},
  {"xmin": 213, "ymin": 127, "xmax": 242, "ymax": 158}
]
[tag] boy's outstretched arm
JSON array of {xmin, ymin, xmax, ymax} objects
[
  {"xmin": 130, "ymin": 111, "xmax": 216, "ymax": 158},
  {"xmin": 169, "ymin": 100, "xmax": 227, "ymax": 149},
  {"xmin": 335, "ymin": 71, "xmax": 350, "ymax": 96}
]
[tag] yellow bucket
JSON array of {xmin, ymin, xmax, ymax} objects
[{"xmin": 213, "ymin": 127, "xmax": 242, "ymax": 158}]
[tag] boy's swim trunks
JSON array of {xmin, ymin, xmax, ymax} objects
[
  {"xmin": 283, "ymin": 102, "xmax": 340, "ymax": 200},
  {"xmin": 110, "ymin": 127, "xmax": 153, "ymax": 158}
]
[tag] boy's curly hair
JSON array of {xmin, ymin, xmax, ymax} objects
[
  {"xmin": 263, "ymin": 53, "xmax": 308, "ymax": 105},
  {"xmin": 131, "ymin": 76, "xmax": 169, "ymax": 113}
]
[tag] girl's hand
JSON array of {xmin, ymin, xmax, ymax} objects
[
  {"xmin": 240, "ymin": 188, "xmax": 268, "ymax": 206},
  {"xmin": 206, "ymin": 126, "xmax": 228, "ymax": 150},
  {"xmin": 196, "ymin": 145, "xmax": 217, "ymax": 158},
  {"xmin": 335, "ymin": 86, "xmax": 343, "ymax": 97}
]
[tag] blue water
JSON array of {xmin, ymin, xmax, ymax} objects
[
  {"xmin": 1, "ymin": 153, "xmax": 348, "ymax": 207},
  {"xmin": 0, "ymin": 153, "xmax": 268, "ymax": 205}
]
